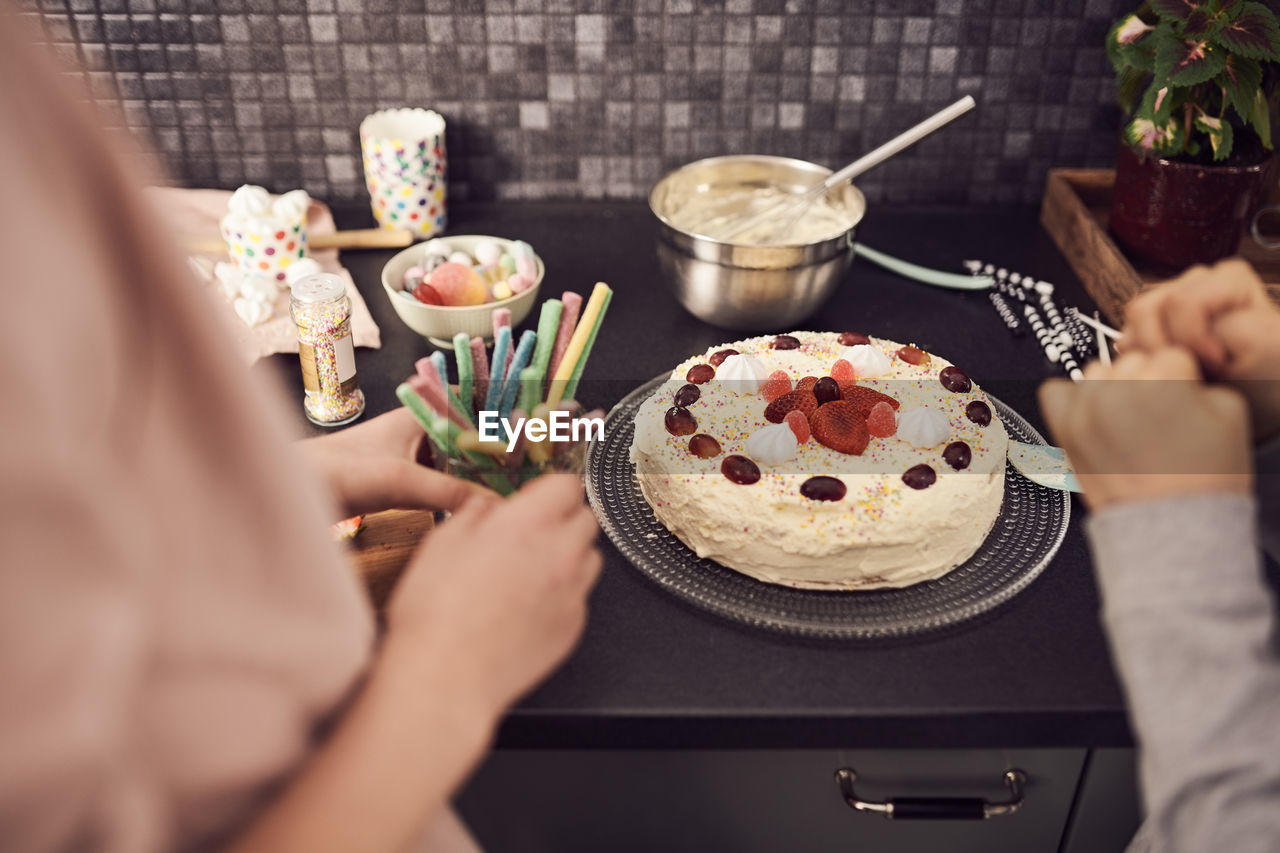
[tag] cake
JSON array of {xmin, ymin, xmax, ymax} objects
[{"xmin": 630, "ymin": 331, "xmax": 1008, "ymax": 589}]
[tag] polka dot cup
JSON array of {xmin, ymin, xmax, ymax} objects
[
  {"xmin": 219, "ymin": 214, "xmax": 309, "ymax": 284},
  {"xmin": 360, "ymin": 108, "xmax": 447, "ymax": 238},
  {"xmin": 365, "ymin": 171, "xmax": 447, "ymax": 238}
]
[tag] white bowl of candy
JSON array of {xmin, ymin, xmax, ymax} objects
[{"xmin": 381, "ymin": 235, "xmax": 544, "ymax": 348}]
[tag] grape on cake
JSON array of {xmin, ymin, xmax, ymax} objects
[{"xmin": 630, "ymin": 331, "xmax": 1008, "ymax": 590}]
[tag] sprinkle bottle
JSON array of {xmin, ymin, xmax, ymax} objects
[{"xmin": 289, "ymin": 272, "xmax": 365, "ymax": 426}]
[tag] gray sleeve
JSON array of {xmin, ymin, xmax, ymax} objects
[
  {"xmin": 1087, "ymin": 494, "xmax": 1280, "ymax": 853},
  {"xmin": 1256, "ymin": 436, "xmax": 1280, "ymax": 564}
]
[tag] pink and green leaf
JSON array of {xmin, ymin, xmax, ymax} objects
[
  {"xmin": 1216, "ymin": 54, "xmax": 1264, "ymax": 120},
  {"xmin": 1125, "ymin": 115, "xmax": 1185, "ymax": 153},
  {"xmin": 1108, "ymin": 15, "xmax": 1160, "ymax": 71},
  {"xmin": 1141, "ymin": 79, "xmax": 1178, "ymax": 122},
  {"xmin": 1215, "ymin": 2, "xmax": 1280, "ymax": 61},
  {"xmin": 1155, "ymin": 29, "xmax": 1227, "ymax": 84},
  {"xmin": 1117, "ymin": 13, "xmax": 1155, "ymax": 43}
]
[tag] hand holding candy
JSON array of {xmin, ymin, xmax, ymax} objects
[
  {"xmin": 385, "ymin": 473, "xmax": 602, "ymax": 715},
  {"xmin": 297, "ymin": 406, "xmax": 492, "ymax": 518}
]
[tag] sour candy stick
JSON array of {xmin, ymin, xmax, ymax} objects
[
  {"xmin": 516, "ymin": 365, "xmax": 545, "ymax": 420},
  {"xmin": 445, "ymin": 387, "xmax": 475, "ymax": 428},
  {"xmin": 414, "ymin": 356, "xmax": 439, "ymax": 385},
  {"xmin": 484, "ymin": 325, "xmax": 512, "ymax": 412},
  {"xmin": 526, "ymin": 402, "xmax": 555, "ymax": 464},
  {"xmin": 529, "ymin": 298, "xmax": 563, "ymax": 386},
  {"xmin": 397, "ymin": 383, "xmax": 457, "ymax": 460},
  {"xmin": 405, "ymin": 373, "xmax": 446, "ymax": 418},
  {"xmin": 469, "ymin": 336, "xmax": 489, "ymax": 413},
  {"xmin": 410, "ymin": 369, "xmax": 471, "ymax": 429},
  {"xmin": 401, "ymin": 380, "xmax": 498, "ymax": 475},
  {"xmin": 498, "ymin": 329, "xmax": 538, "ymax": 423},
  {"xmin": 492, "ymin": 306, "xmax": 512, "ymax": 338},
  {"xmin": 546, "ymin": 290, "xmax": 583, "ymax": 389},
  {"xmin": 428, "ymin": 350, "xmax": 449, "ymax": 389},
  {"xmin": 493, "ymin": 304, "xmax": 513, "ymax": 385},
  {"xmin": 506, "ymin": 408, "xmax": 528, "ymax": 467},
  {"xmin": 549, "ymin": 282, "xmax": 613, "ymax": 408},
  {"xmin": 562, "ymin": 284, "xmax": 612, "ymax": 404},
  {"xmin": 452, "ymin": 332, "xmax": 474, "ymax": 421},
  {"xmin": 455, "ymin": 430, "xmax": 507, "ymax": 456}
]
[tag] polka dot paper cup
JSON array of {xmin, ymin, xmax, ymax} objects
[
  {"xmin": 219, "ymin": 214, "xmax": 309, "ymax": 283},
  {"xmin": 365, "ymin": 172, "xmax": 447, "ymax": 238},
  {"xmin": 360, "ymin": 108, "xmax": 447, "ymax": 237}
]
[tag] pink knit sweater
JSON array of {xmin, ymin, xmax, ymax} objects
[{"xmin": 0, "ymin": 13, "xmax": 376, "ymax": 850}]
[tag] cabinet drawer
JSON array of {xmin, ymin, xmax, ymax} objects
[{"xmin": 456, "ymin": 748, "xmax": 1085, "ymax": 853}]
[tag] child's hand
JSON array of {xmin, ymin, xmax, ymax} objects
[
  {"xmin": 298, "ymin": 407, "xmax": 492, "ymax": 518},
  {"xmin": 1123, "ymin": 258, "xmax": 1280, "ymax": 442},
  {"xmin": 385, "ymin": 474, "xmax": 602, "ymax": 718},
  {"xmin": 1039, "ymin": 348, "xmax": 1252, "ymax": 511}
]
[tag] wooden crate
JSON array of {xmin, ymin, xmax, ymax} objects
[{"xmin": 1039, "ymin": 168, "xmax": 1280, "ymax": 326}]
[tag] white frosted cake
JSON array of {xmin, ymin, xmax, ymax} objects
[{"xmin": 630, "ymin": 331, "xmax": 1008, "ymax": 589}]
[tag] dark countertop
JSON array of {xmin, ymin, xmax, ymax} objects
[{"xmin": 262, "ymin": 201, "xmax": 1132, "ymax": 750}]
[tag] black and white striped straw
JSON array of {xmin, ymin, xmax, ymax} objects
[
  {"xmin": 965, "ymin": 259, "xmax": 1089, "ymax": 379},
  {"xmin": 988, "ymin": 291, "xmax": 1024, "ymax": 335},
  {"xmin": 1028, "ymin": 278, "xmax": 1075, "ymax": 357},
  {"xmin": 1024, "ymin": 303, "xmax": 1083, "ymax": 381},
  {"xmin": 1061, "ymin": 305, "xmax": 1096, "ymax": 358},
  {"xmin": 992, "ymin": 265, "xmax": 1031, "ymax": 304}
]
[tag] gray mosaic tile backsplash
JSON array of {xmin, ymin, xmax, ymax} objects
[{"xmin": 25, "ymin": 0, "xmax": 1135, "ymax": 205}]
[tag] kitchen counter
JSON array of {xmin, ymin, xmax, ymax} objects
[{"xmin": 262, "ymin": 201, "xmax": 1132, "ymax": 750}]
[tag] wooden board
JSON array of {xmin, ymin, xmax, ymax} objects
[
  {"xmin": 345, "ymin": 508, "xmax": 434, "ymax": 612},
  {"xmin": 1039, "ymin": 168, "xmax": 1280, "ymax": 327}
]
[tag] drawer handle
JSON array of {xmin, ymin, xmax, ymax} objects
[{"xmin": 834, "ymin": 767, "xmax": 1027, "ymax": 820}]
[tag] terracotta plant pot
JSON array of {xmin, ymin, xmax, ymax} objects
[{"xmin": 1109, "ymin": 142, "xmax": 1274, "ymax": 274}]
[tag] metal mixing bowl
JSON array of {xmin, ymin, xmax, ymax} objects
[{"xmin": 649, "ymin": 155, "xmax": 867, "ymax": 330}]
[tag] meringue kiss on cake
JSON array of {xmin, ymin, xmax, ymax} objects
[{"xmin": 629, "ymin": 331, "xmax": 1008, "ymax": 590}]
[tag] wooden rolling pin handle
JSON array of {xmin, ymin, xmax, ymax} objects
[
  {"xmin": 186, "ymin": 227, "xmax": 414, "ymax": 254},
  {"xmin": 311, "ymin": 228, "xmax": 414, "ymax": 250}
]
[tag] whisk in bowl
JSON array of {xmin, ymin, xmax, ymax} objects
[{"xmin": 714, "ymin": 95, "xmax": 978, "ymax": 245}]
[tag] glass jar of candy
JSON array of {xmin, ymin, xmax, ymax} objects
[{"xmin": 289, "ymin": 272, "xmax": 365, "ymax": 426}]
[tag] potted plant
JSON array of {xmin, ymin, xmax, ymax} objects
[{"xmin": 1106, "ymin": 0, "xmax": 1280, "ymax": 271}]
